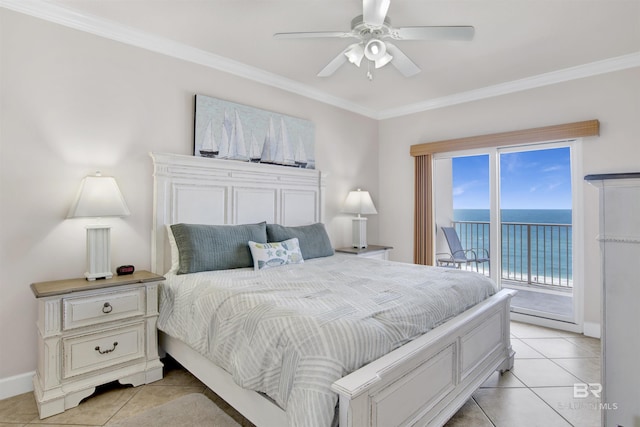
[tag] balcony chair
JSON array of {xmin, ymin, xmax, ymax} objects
[{"xmin": 437, "ymin": 226, "xmax": 490, "ymax": 271}]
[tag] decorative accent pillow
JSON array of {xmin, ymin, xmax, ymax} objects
[
  {"xmin": 248, "ymin": 238, "xmax": 304, "ymax": 271},
  {"xmin": 170, "ymin": 222, "xmax": 267, "ymax": 274},
  {"xmin": 266, "ymin": 223, "xmax": 334, "ymax": 259}
]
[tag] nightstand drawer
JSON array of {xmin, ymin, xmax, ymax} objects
[
  {"xmin": 63, "ymin": 288, "xmax": 145, "ymax": 330},
  {"xmin": 63, "ymin": 322, "xmax": 145, "ymax": 379}
]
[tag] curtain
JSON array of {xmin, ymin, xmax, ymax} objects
[{"xmin": 414, "ymin": 154, "xmax": 433, "ymax": 265}]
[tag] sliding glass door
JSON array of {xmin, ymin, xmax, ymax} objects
[
  {"xmin": 433, "ymin": 141, "xmax": 582, "ymax": 326},
  {"xmin": 499, "ymin": 145, "xmax": 577, "ymax": 323}
]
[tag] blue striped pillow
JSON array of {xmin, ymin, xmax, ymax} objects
[
  {"xmin": 266, "ymin": 223, "xmax": 334, "ymax": 259},
  {"xmin": 170, "ymin": 222, "xmax": 267, "ymax": 274}
]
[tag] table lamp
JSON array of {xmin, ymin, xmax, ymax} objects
[
  {"xmin": 67, "ymin": 171, "xmax": 130, "ymax": 280},
  {"xmin": 342, "ymin": 188, "xmax": 377, "ymax": 248}
]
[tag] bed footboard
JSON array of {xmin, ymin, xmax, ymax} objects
[{"xmin": 331, "ymin": 289, "xmax": 516, "ymax": 427}]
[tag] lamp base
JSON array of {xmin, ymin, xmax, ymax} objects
[
  {"xmin": 85, "ymin": 225, "xmax": 113, "ymax": 281},
  {"xmin": 85, "ymin": 272, "xmax": 113, "ymax": 281},
  {"xmin": 352, "ymin": 217, "xmax": 368, "ymax": 249}
]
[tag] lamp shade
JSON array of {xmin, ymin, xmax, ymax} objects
[
  {"xmin": 345, "ymin": 43, "xmax": 365, "ymax": 67},
  {"xmin": 342, "ymin": 189, "xmax": 378, "ymax": 216},
  {"xmin": 67, "ymin": 171, "xmax": 130, "ymax": 218},
  {"xmin": 364, "ymin": 39, "xmax": 385, "ymax": 60}
]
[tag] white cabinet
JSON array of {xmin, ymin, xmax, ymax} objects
[
  {"xmin": 586, "ymin": 173, "xmax": 640, "ymax": 427},
  {"xmin": 31, "ymin": 271, "xmax": 165, "ymax": 419}
]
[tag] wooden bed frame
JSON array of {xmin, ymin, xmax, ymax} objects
[{"xmin": 151, "ymin": 152, "xmax": 515, "ymax": 427}]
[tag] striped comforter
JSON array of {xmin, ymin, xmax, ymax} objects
[{"xmin": 158, "ymin": 254, "xmax": 497, "ymax": 427}]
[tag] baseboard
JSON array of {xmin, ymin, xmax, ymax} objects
[
  {"xmin": 0, "ymin": 371, "xmax": 34, "ymax": 400},
  {"xmin": 582, "ymin": 321, "xmax": 601, "ymax": 339},
  {"xmin": 510, "ymin": 312, "xmax": 583, "ymax": 334}
]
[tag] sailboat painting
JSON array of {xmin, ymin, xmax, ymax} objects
[{"xmin": 194, "ymin": 94, "xmax": 315, "ymax": 169}]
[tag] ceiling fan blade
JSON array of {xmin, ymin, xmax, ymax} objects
[
  {"xmin": 385, "ymin": 42, "xmax": 421, "ymax": 77},
  {"xmin": 389, "ymin": 26, "xmax": 475, "ymax": 41},
  {"xmin": 363, "ymin": 0, "xmax": 390, "ymax": 27},
  {"xmin": 317, "ymin": 48, "xmax": 350, "ymax": 77},
  {"xmin": 274, "ymin": 31, "xmax": 355, "ymax": 39}
]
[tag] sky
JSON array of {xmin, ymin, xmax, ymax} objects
[{"xmin": 452, "ymin": 147, "xmax": 572, "ymax": 210}]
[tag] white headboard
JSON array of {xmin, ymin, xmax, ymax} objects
[{"xmin": 151, "ymin": 152, "xmax": 327, "ymax": 275}]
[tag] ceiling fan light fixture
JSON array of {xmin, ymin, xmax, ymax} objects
[
  {"xmin": 364, "ymin": 39, "xmax": 387, "ymax": 61},
  {"xmin": 374, "ymin": 52, "xmax": 393, "ymax": 68},
  {"xmin": 345, "ymin": 43, "xmax": 365, "ymax": 67}
]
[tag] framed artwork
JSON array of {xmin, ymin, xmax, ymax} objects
[{"xmin": 193, "ymin": 94, "xmax": 315, "ymax": 169}]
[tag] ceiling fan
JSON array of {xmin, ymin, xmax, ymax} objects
[{"xmin": 274, "ymin": 0, "xmax": 474, "ymax": 80}]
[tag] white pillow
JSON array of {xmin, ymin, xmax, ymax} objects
[
  {"xmin": 166, "ymin": 224, "xmax": 179, "ymax": 274},
  {"xmin": 248, "ymin": 238, "xmax": 304, "ymax": 271}
]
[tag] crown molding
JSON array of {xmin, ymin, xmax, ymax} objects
[
  {"xmin": 2, "ymin": 1, "xmax": 639, "ymax": 121},
  {"xmin": 377, "ymin": 51, "xmax": 640, "ymax": 120}
]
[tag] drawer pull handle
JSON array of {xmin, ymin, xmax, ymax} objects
[
  {"xmin": 95, "ymin": 342, "xmax": 118, "ymax": 354},
  {"xmin": 102, "ymin": 302, "xmax": 113, "ymax": 314}
]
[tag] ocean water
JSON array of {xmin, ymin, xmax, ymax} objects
[
  {"xmin": 454, "ymin": 209, "xmax": 572, "ymax": 224},
  {"xmin": 451, "ymin": 209, "xmax": 572, "ymax": 285}
]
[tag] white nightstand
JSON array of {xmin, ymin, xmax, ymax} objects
[
  {"xmin": 30, "ymin": 270, "xmax": 165, "ymax": 419},
  {"xmin": 335, "ymin": 245, "xmax": 393, "ymax": 260}
]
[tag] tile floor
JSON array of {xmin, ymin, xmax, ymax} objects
[{"xmin": 0, "ymin": 321, "xmax": 601, "ymax": 427}]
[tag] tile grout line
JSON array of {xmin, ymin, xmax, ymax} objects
[
  {"xmin": 100, "ymin": 385, "xmax": 143, "ymax": 427},
  {"xmin": 471, "ymin": 395, "xmax": 497, "ymax": 427},
  {"xmin": 529, "ymin": 386, "xmax": 577, "ymax": 427},
  {"xmin": 547, "ymin": 357, "xmax": 598, "ymax": 384}
]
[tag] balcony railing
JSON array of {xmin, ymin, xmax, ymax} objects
[{"xmin": 452, "ymin": 221, "xmax": 573, "ymax": 289}]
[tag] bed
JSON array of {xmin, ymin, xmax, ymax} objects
[{"xmin": 151, "ymin": 152, "xmax": 515, "ymax": 427}]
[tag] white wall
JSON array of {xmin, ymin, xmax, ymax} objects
[
  {"xmin": 0, "ymin": 9, "xmax": 379, "ymax": 386},
  {"xmin": 378, "ymin": 67, "xmax": 640, "ymax": 335}
]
